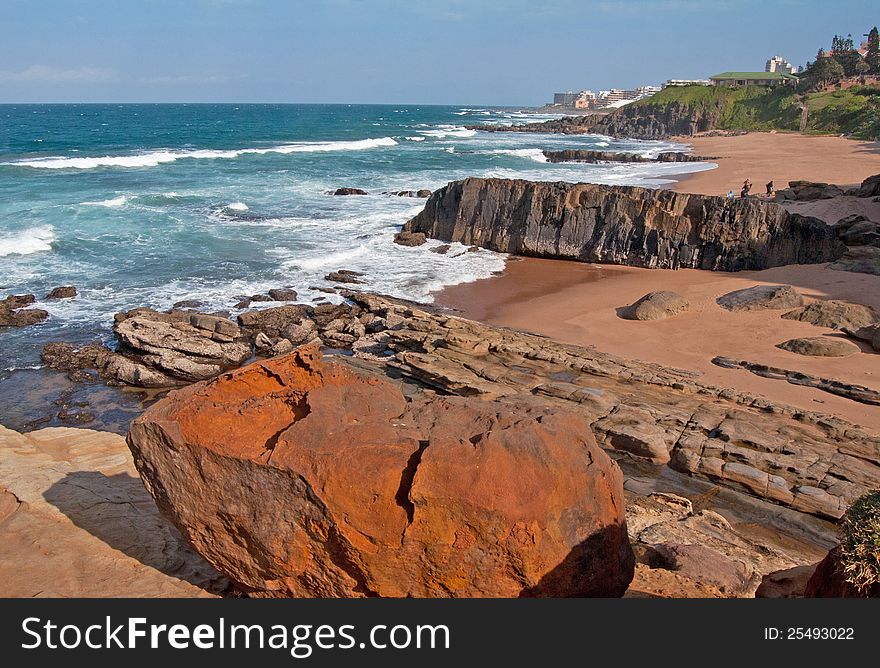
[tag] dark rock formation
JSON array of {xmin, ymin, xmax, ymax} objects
[
  {"xmin": 45, "ymin": 286, "xmax": 77, "ymax": 300},
  {"xmin": 268, "ymin": 288, "xmax": 298, "ymax": 302},
  {"xmin": 774, "ymin": 181, "xmax": 846, "ymax": 202},
  {"xmin": 386, "ymin": 189, "xmax": 433, "ymax": 198},
  {"xmin": 777, "ymin": 337, "xmax": 860, "ymax": 358},
  {"xmin": 542, "ymin": 150, "xmax": 713, "ymax": 164},
  {"xmin": 621, "ymin": 291, "xmax": 689, "ymax": 321},
  {"xmin": 711, "ymin": 356, "xmax": 880, "ymax": 406},
  {"xmin": 325, "ymin": 270, "xmax": 365, "ymax": 284},
  {"xmin": 403, "ymin": 178, "xmax": 844, "ymax": 271},
  {"xmin": 127, "ymin": 346, "xmax": 635, "ymax": 598},
  {"xmin": 717, "ymin": 285, "xmax": 804, "ymax": 312},
  {"xmin": 851, "ymin": 173, "xmax": 880, "ymax": 198},
  {"xmin": 835, "ymin": 216, "xmax": 880, "ymax": 247},
  {"xmin": 830, "ymin": 246, "xmax": 880, "ymax": 275},
  {"xmin": 393, "ymin": 231, "xmax": 427, "ymax": 247},
  {"xmin": 332, "ymin": 188, "xmax": 368, "ymax": 196},
  {"xmin": 0, "ymin": 294, "xmax": 48, "ymax": 328}
]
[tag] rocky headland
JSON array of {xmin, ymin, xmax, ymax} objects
[{"xmin": 403, "ymin": 177, "xmax": 843, "ymax": 270}]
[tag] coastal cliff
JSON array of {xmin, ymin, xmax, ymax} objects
[{"xmin": 403, "ymin": 178, "xmax": 844, "ymax": 271}]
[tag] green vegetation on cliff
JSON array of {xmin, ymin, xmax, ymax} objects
[{"xmin": 628, "ymin": 83, "xmax": 880, "ymax": 139}]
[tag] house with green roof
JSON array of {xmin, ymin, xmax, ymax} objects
[{"xmin": 709, "ymin": 71, "xmax": 798, "ymax": 87}]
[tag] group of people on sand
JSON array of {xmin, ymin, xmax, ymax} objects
[{"xmin": 726, "ymin": 179, "xmax": 774, "ymax": 200}]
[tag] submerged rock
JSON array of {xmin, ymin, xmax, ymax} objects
[
  {"xmin": 45, "ymin": 286, "xmax": 77, "ymax": 300},
  {"xmin": 127, "ymin": 346, "xmax": 635, "ymax": 598},
  {"xmin": 332, "ymin": 187, "xmax": 368, "ymax": 196}
]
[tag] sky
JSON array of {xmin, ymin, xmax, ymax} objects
[{"xmin": 0, "ymin": 0, "xmax": 878, "ymax": 105}]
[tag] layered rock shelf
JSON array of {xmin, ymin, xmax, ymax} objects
[{"xmin": 403, "ymin": 178, "xmax": 844, "ymax": 271}]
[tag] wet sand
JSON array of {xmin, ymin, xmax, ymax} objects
[{"xmin": 435, "ymin": 257, "xmax": 880, "ymax": 432}]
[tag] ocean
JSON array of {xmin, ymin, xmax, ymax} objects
[{"xmin": 0, "ymin": 103, "xmax": 713, "ymax": 400}]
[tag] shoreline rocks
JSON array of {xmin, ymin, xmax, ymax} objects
[
  {"xmin": 127, "ymin": 346, "xmax": 635, "ymax": 598},
  {"xmin": 0, "ymin": 294, "xmax": 49, "ymax": 328},
  {"xmin": 403, "ymin": 178, "xmax": 843, "ymax": 271},
  {"xmin": 45, "ymin": 286, "xmax": 77, "ymax": 300},
  {"xmin": 542, "ymin": 149, "xmax": 714, "ymax": 164}
]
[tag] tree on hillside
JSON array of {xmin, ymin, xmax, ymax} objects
[
  {"xmin": 802, "ymin": 55, "xmax": 845, "ymax": 90},
  {"xmin": 867, "ymin": 26, "xmax": 880, "ymax": 74},
  {"xmin": 831, "ymin": 33, "xmax": 864, "ymax": 77}
]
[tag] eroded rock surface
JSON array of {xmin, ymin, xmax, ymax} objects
[
  {"xmin": 782, "ymin": 300, "xmax": 878, "ymax": 332},
  {"xmin": 127, "ymin": 346, "xmax": 635, "ymax": 598},
  {"xmin": 717, "ymin": 285, "xmax": 804, "ymax": 312},
  {"xmin": 403, "ymin": 178, "xmax": 842, "ymax": 271}
]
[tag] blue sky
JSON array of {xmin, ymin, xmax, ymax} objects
[{"xmin": 1, "ymin": 0, "xmax": 877, "ymax": 104}]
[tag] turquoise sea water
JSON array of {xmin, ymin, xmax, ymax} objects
[{"xmin": 0, "ymin": 103, "xmax": 714, "ymax": 377}]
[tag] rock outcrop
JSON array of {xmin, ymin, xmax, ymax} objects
[
  {"xmin": 621, "ymin": 291, "xmax": 689, "ymax": 321},
  {"xmin": 0, "ymin": 424, "xmax": 225, "ymax": 597},
  {"xmin": 777, "ymin": 337, "xmax": 860, "ymax": 358},
  {"xmin": 852, "ymin": 173, "xmax": 880, "ymax": 198},
  {"xmin": 403, "ymin": 178, "xmax": 843, "ymax": 271},
  {"xmin": 393, "ymin": 231, "xmax": 427, "ymax": 247},
  {"xmin": 43, "ymin": 289, "xmax": 880, "ymax": 523},
  {"xmin": 45, "ymin": 286, "xmax": 77, "ymax": 300},
  {"xmin": 0, "ymin": 294, "xmax": 48, "ymax": 328},
  {"xmin": 711, "ymin": 356, "xmax": 880, "ymax": 405},
  {"xmin": 782, "ymin": 300, "xmax": 878, "ymax": 332},
  {"xmin": 716, "ymin": 285, "xmax": 804, "ymax": 312},
  {"xmin": 127, "ymin": 346, "xmax": 635, "ymax": 598},
  {"xmin": 332, "ymin": 188, "xmax": 368, "ymax": 195},
  {"xmin": 775, "ymin": 181, "xmax": 846, "ymax": 202},
  {"xmin": 542, "ymin": 150, "xmax": 712, "ymax": 164}
]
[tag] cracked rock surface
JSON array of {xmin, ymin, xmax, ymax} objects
[{"xmin": 126, "ymin": 346, "xmax": 634, "ymax": 598}]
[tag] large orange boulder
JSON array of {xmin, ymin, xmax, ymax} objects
[{"xmin": 127, "ymin": 346, "xmax": 633, "ymax": 597}]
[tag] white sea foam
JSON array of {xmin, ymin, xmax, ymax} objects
[
  {"xmin": 417, "ymin": 125, "xmax": 477, "ymax": 139},
  {"xmin": 225, "ymin": 201, "xmax": 249, "ymax": 211},
  {"xmin": 478, "ymin": 148, "xmax": 547, "ymax": 163},
  {"xmin": 0, "ymin": 225, "xmax": 56, "ymax": 257},
  {"xmin": 4, "ymin": 137, "xmax": 399, "ymax": 170},
  {"xmin": 81, "ymin": 195, "xmax": 129, "ymax": 207},
  {"xmin": 404, "ymin": 136, "xmax": 425, "ymax": 141}
]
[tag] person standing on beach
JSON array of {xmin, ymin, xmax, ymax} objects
[
  {"xmin": 766, "ymin": 180, "xmax": 774, "ymax": 197},
  {"xmin": 741, "ymin": 179, "xmax": 751, "ymax": 198}
]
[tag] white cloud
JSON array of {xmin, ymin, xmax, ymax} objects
[{"xmin": 0, "ymin": 65, "xmax": 116, "ymax": 83}]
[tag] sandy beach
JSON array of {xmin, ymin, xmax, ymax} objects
[
  {"xmin": 435, "ymin": 257, "xmax": 880, "ymax": 430},
  {"xmin": 434, "ymin": 132, "xmax": 880, "ymax": 432},
  {"xmin": 672, "ymin": 132, "xmax": 880, "ymax": 197}
]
